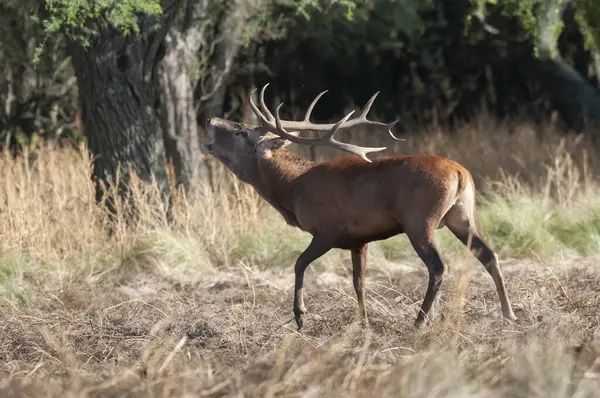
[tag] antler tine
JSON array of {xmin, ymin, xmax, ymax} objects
[
  {"xmin": 355, "ymin": 92, "xmax": 405, "ymax": 141},
  {"xmin": 272, "ymin": 103, "xmax": 387, "ymax": 163},
  {"xmin": 387, "ymin": 120, "xmax": 405, "ymax": 141},
  {"xmin": 274, "ymin": 103, "xmax": 302, "ymax": 139},
  {"xmin": 327, "ymin": 110, "xmax": 355, "ymax": 139},
  {"xmin": 338, "ymin": 143, "xmax": 387, "ymax": 163},
  {"xmin": 249, "ymin": 88, "xmax": 272, "ymax": 125},
  {"xmin": 304, "ymin": 90, "xmax": 328, "ymax": 122},
  {"xmin": 327, "ymin": 110, "xmax": 387, "ymax": 162},
  {"xmin": 359, "ymin": 91, "xmax": 379, "ymax": 120},
  {"xmin": 259, "ymin": 83, "xmax": 275, "ymax": 122}
]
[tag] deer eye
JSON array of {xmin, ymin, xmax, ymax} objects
[{"xmin": 236, "ymin": 130, "xmax": 248, "ymax": 138}]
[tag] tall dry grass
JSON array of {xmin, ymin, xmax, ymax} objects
[
  {"xmin": 2, "ymin": 116, "xmax": 600, "ymax": 287},
  {"xmin": 0, "ymin": 116, "xmax": 600, "ymax": 396}
]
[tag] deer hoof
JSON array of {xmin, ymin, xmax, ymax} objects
[
  {"xmin": 293, "ymin": 306, "xmax": 306, "ymax": 330},
  {"xmin": 504, "ymin": 312, "xmax": 518, "ymax": 323},
  {"xmin": 414, "ymin": 317, "xmax": 426, "ymax": 329},
  {"xmin": 295, "ymin": 314, "xmax": 304, "ymax": 330}
]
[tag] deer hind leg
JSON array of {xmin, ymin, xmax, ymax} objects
[
  {"xmin": 293, "ymin": 234, "xmax": 335, "ymax": 330},
  {"xmin": 405, "ymin": 221, "xmax": 447, "ymax": 327},
  {"xmin": 444, "ymin": 205, "xmax": 517, "ymax": 321},
  {"xmin": 351, "ymin": 244, "xmax": 369, "ymax": 326}
]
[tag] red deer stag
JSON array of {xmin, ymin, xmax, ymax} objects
[{"xmin": 202, "ymin": 84, "xmax": 516, "ymax": 329}]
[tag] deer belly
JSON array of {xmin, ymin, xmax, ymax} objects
[
  {"xmin": 345, "ymin": 217, "xmax": 403, "ymax": 243},
  {"xmin": 335, "ymin": 225, "xmax": 403, "ymax": 249}
]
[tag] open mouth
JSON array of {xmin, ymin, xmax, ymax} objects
[
  {"xmin": 203, "ymin": 119, "xmax": 215, "ymax": 152},
  {"xmin": 201, "ymin": 141, "xmax": 213, "ymax": 152}
]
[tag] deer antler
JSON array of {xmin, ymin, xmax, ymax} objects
[{"xmin": 249, "ymin": 84, "xmax": 402, "ymax": 162}]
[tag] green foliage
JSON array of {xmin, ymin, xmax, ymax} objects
[
  {"xmin": 273, "ymin": 0, "xmax": 433, "ymax": 63},
  {"xmin": 42, "ymin": 0, "xmax": 164, "ymax": 44},
  {"xmin": 573, "ymin": 0, "xmax": 600, "ymax": 52},
  {"xmin": 28, "ymin": 0, "xmax": 167, "ymax": 63},
  {"xmin": 304, "ymin": 0, "xmax": 431, "ymax": 41},
  {"xmin": 274, "ymin": 0, "xmax": 355, "ymax": 20},
  {"xmin": 1, "ymin": 0, "xmax": 79, "ymax": 143},
  {"xmin": 473, "ymin": 0, "xmax": 600, "ymax": 56}
]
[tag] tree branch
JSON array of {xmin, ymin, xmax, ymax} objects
[{"xmin": 142, "ymin": 0, "xmax": 186, "ymax": 81}]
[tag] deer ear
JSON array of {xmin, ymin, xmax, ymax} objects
[
  {"xmin": 257, "ymin": 136, "xmax": 291, "ymax": 150},
  {"xmin": 257, "ymin": 137, "xmax": 291, "ymax": 160},
  {"xmin": 267, "ymin": 138, "xmax": 292, "ymax": 150}
]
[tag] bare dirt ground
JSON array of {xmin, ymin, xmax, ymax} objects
[{"xmin": 1, "ymin": 252, "xmax": 599, "ymax": 397}]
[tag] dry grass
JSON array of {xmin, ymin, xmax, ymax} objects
[{"xmin": 1, "ymin": 117, "xmax": 600, "ymax": 397}]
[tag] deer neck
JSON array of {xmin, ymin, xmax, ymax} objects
[{"xmin": 254, "ymin": 149, "xmax": 314, "ymax": 226}]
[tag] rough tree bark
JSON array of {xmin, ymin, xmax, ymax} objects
[
  {"xmin": 157, "ymin": 0, "xmax": 243, "ymax": 193},
  {"xmin": 158, "ymin": 0, "xmax": 207, "ymax": 192},
  {"xmin": 194, "ymin": 0, "xmax": 242, "ymax": 122},
  {"xmin": 68, "ymin": 2, "xmax": 183, "ymax": 217}
]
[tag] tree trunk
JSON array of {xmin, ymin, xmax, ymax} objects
[
  {"xmin": 538, "ymin": 54, "xmax": 600, "ymax": 132},
  {"xmin": 536, "ymin": 1, "xmax": 600, "ymax": 134},
  {"xmin": 158, "ymin": 28, "xmax": 207, "ymax": 192},
  {"xmin": 195, "ymin": 41, "xmax": 232, "ymax": 123},
  {"xmin": 195, "ymin": 1, "xmax": 242, "ymax": 122},
  {"xmin": 591, "ymin": 51, "xmax": 600, "ymax": 87},
  {"xmin": 68, "ymin": 7, "xmax": 181, "ymax": 220},
  {"xmin": 71, "ymin": 40, "xmax": 170, "ymax": 216}
]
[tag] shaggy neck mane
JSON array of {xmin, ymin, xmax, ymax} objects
[{"xmin": 254, "ymin": 148, "xmax": 314, "ymax": 227}]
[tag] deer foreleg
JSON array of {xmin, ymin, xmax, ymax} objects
[{"xmin": 293, "ymin": 234, "xmax": 335, "ymax": 329}]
